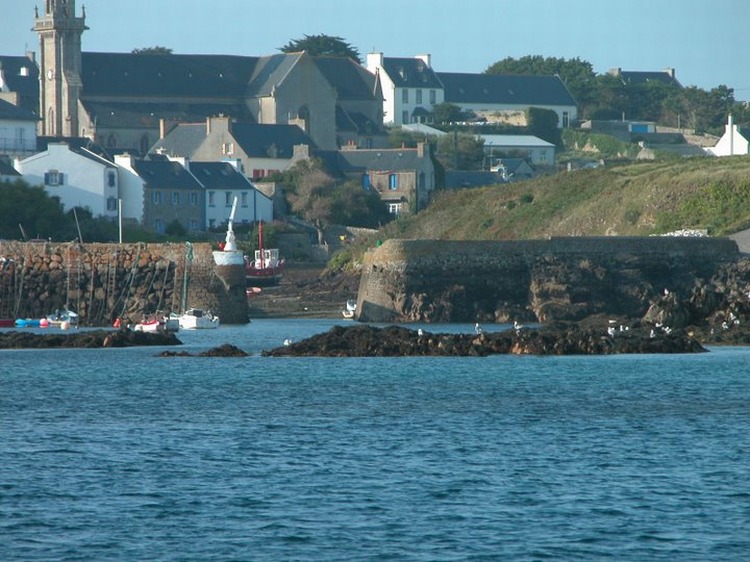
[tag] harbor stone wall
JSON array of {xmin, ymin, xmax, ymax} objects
[
  {"xmin": 356, "ymin": 237, "xmax": 742, "ymax": 323},
  {"xmin": 0, "ymin": 241, "xmax": 248, "ymax": 325}
]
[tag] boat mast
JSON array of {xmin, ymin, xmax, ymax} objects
[{"xmin": 258, "ymin": 221, "xmax": 265, "ymax": 269}]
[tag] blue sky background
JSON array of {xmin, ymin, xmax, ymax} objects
[{"xmin": 3, "ymin": 0, "xmax": 749, "ymax": 100}]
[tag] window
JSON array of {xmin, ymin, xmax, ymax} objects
[
  {"xmin": 241, "ymin": 192, "xmax": 248, "ymax": 207},
  {"xmin": 152, "ymin": 191, "xmax": 161, "ymax": 205},
  {"xmin": 388, "ymin": 203, "xmax": 402, "ymax": 215},
  {"xmin": 388, "ymin": 174, "xmax": 398, "ymax": 190},
  {"xmin": 402, "ymin": 111, "xmax": 409, "ymax": 124},
  {"xmin": 402, "ymin": 89, "xmax": 409, "ymax": 104},
  {"xmin": 562, "ymin": 111, "xmax": 569, "ymax": 128},
  {"xmin": 362, "ymin": 173, "xmax": 371, "ymax": 191},
  {"xmin": 190, "ymin": 219, "xmax": 200, "ymax": 231},
  {"xmin": 416, "ymin": 89, "xmax": 422, "ymax": 104},
  {"xmin": 430, "ymin": 89, "xmax": 436, "ymax": 104},
  {"xmin": 171, "ymin": 192, "xmax": 180, "ymax": 206},
  {"xmin": 252, "ymin": 169, "xmax": 266, "ymax": 180},
  {"xmin": 222, "ymin": 142, "xmax": 234, "ymax": 156},
  {"xmin": 107, "ymin": 171, "xmax": 116, "ymax": 187},
  {"xmin": 106, "ymin": 197, "xmax": 117, "ymax": 211},
  {"xmin": 154, "ymin": 219, "xmax": 164, "ymax": 234},
  {"xmin": 225, "ymin": 192, "xmax": 233, "ymax": 206},
  {"xmin": 209, "ymin": 218, "xmax": 216, "ymax": 229},
  {"xmin": 44, "ymin": 170, "xmax": 63, "ymax": 186},
  {"xmin": 208, "ymin": 191, "xmax": 215, "ymax": 206},
  {"xmin": 190, "ymin": 192, "xmax": 198, "ymax": 206}
]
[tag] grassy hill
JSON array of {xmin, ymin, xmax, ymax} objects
[{"xmin": 379, "ymin": 155, "xmax": 750, "ymax": 241}]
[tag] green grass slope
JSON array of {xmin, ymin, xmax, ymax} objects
[{"xmin": 383, "ymin": 156, "xmax": 750, "ymax": 241}]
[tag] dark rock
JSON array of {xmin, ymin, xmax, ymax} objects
[
  {"xmin": 158, "ymin": 343, "xmax": 248, "ymax": 357},
  {"xmin": 0, "ymin": 329, "xmax": 181, "ymax": 349},
  {"xmin": 261, "ymin": 322, "xmax": 707, "ymax": 357}
]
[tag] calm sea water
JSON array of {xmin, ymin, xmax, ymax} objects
[{"xmin": 2, "ymin": 319, "xmax": 750, "ymax": 561}]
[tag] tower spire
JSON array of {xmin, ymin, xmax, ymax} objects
[{"xmin": 34, "ymin": 0, "xmax": 88, "ymax": 137}]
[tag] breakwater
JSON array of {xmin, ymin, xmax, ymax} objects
[
  {"xmin": 0, "ymin": 241, "xmax": 248, "ymax": 325},
  {"xmin": 356, "ymin": 237, "xmax": 743, "ymax": 323}
]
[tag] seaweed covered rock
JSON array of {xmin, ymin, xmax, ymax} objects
[
  {"xmin": 262, "ymin": 322, "xmax": 707, "ymax": 357},
  {"xmin": 0, "ymin": 329, "xmax": 181, "ymax": 349}
]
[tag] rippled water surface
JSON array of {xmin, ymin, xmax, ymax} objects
[{"xmin": 2, "ymin": 319, "xmax": 750, "ymax": 561}]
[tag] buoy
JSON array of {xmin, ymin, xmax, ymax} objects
[
  {"xmin": 60, "ymin": 320, "xmax": 71, "ymax": 330},
  {"xmin": 113, "ymin": 317, "xmax": 121, "ymax": 328},
  {"xmin": 39, "ymin": 318, "xmax": 49, "ymax": 328}
]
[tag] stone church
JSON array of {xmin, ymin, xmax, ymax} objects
[{"xmin": 30, "ymin": 0, "xmax": 386, "ymax": 154}]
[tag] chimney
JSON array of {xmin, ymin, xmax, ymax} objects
[
  {"xmin": 664, "ymin": 67, "xmax": 675, "ymax": 79},
  {"xmin": 160, "ymin": 118, "xmax": 167, "ymax": 140},
  {"xmin": 728, "ymin": 114, "xmax": 734, "ymax": 156},
  {"xmin": 416, "ymin": 54, "xmax": 431, "ymax": 68},
  {"xmin": 366, "ymin": 52, "xmax": 384, "ymax": 72},
  {"xmin": 206, "ymin": 116, "xmax": 211, "ymax": 135},
  {"xmin": 26, "ymin": 51, "xmax": 36, "ymax": 63}
]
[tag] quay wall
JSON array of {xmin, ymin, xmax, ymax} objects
[
  {"xmin": 0, "ymin": 241, "xmax": 248, "ymax": 325},
  {"xmin": 357, "ymin": 237, "xmax": 742, "ymax": 323}
]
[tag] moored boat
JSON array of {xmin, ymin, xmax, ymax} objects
[
  {"xmin": 171, "ymin": 308, "xmax": 220, "ymax": 330},
  {"xmin": 134, "ymin": 313, "xmax": 179, "ymax": 333},
  {"xmin": 245, "ymin": 221, "xmax": 285, "ymax": 286},
  {"xmin": 47, "ymin": 308, "xmax": 79, "ymax": 329}
]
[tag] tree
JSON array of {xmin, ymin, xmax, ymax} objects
[
  {"xmin": 431, "ymin": 102, "xmax": 466, "ymax": 125},
  {"xmin": 279, "ymin": 34, "xmax": 360, "ymax": 63},
  {"xmin": 435, "ymin": 132, "xmax": 485, "ymax": 170},
  {"xmin": 526, "ymin": 107, "xmax": 561, "ymax": 146},
  {"xmin": 131, "ymin": 46, "xmax": 173, "ymax": 55}
]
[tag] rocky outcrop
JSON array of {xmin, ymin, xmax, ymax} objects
[
  {"xmin": 158, "ymin": 344, "xmax": 248, "ymax": 357},
  {"xmin": 0, "ymin": 329, "xmax": 181, "ymax": 348},
  {"xmin": 356, "ymin": 237, "xmax": 744, "ymax": 327},
  {"xmin": 262, "ymin": 322, "xmax": 707, "ymax": 357}
]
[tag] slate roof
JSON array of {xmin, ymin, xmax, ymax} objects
[
  {"xmin": 82, "ymin": 100, "xmax": 251, "ymax": 128},
  {"xmin": 0, "ymin": 158, "xmax": 21, "ymax": 177},
  {"xmin": 82, "ymin": 52, "xmax": 258, "ymax": 98},
  {"xmin": 132, "ymin": 158, "xmax": 204, "ymax": 190},
  {"xmin": 437, "ymin": 72, "xmax": 577, "ymax": 106},
  {"xmin": 245, "ymin": 54, "xmax": 302, "ymax": 97},
  {"xmin": 0, "ymin": 55, "xmax": 40, "ymax": 114},
  {"xmin": 228, "ymin": 122, "xmax": 316, "ymax": 158},
  {"xmin": 617, "ymin": 70, "xmax": 681, "ymax": 88},
  {"xmin": 150, "ymin": 121, "xmax": 315, "ymax": 159},
  {"xmin": 335, "ymin": 106, "xmax": 381, "ymax": 134},
  {"xmin": 0, "ymin": 99, "xmax": 38, "ymax": 121},
  {"xmin": 444, "ymin": 170, "xmax": 503, "ymax": 188},
  {"xmin": 189, "ymin": 161, "xmax": 253, "ymax": 190},
  {"xmin": 316, "ymin": 147, "xmax": 426, "ymax": 177},
  {"xmin": 36, "ymin": 136, "xmax": 112, "ymax": 161},
  {"xmin": 314, "ymin": 57, "xmax": 380, "ymax": 100},
  {"xmin": 150, "ymin": 123, "xmax": 206, "ymax": 156},
  {"xmin": 381, "ymin": 57, "xmax": 442, "ymax": 88}
]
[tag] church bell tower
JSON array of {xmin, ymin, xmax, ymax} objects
[{"xmin": 34, "ymin": 0, "xmax": 87, "ymax": 137}]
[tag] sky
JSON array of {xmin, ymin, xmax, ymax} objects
[{"xmin": 3, "ymin": 0, "xmax": 750, "ymax": 100}]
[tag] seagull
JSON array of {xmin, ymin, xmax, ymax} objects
[
  {"xmin": 283, "ymin": 338, "xmax": 292, "ymax": 346},
  {"xmin": 475, "ymin": 322, "xmax": 483, "ymax": 334},
  {"xmin": 417, "ymin": 328, "xmax": 424, "ymax": 337}
]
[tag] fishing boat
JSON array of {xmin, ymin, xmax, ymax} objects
[
  {"xmin": 245, "ymin": 221, "xmax": 285, "ymax": 286},
  {"xmin": 171, "ymin": 308, "xmax": 220, "ymax": 330},
  {"xmin": 0, "ymin": 319, "xmax": 14, "ymax": 328}
]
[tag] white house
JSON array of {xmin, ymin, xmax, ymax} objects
[
  {"xmin": 705, "ymin": 115, "xmax": 750, "ymax": 157},
  {"xmin": 17, "ymin": 142, "xmax": 120, "ymax": 219},
  {"xmin": 182, "ymin": 159, "xmax": 273, "ymax": 230},
  {"xmin": 0, "ymin": 99, "xmax": 38, "ymax": 157},
  {"xmin": 366, "ymin": 53, "xmax": 444, "ymax": 126},
  {"xmin": 480, "ymin": 135, "xmax": 556, "ymax": 166}
]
